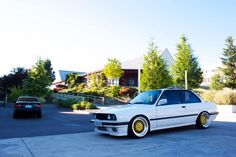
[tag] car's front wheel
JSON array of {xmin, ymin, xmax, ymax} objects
[
  {"xmin": 128, "ymin": 116, "xmax": 149, "ymax": 138},
  {"xmin": 196, "ymin": 112, "xmax": 210, "ymax": 129}
]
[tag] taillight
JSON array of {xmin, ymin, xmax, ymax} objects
[
  {"xmin": 36, "ymin": 104, "xmax": 42, "ymax": 108},
  {"xmin": 15, "ymin": 104, "xmax": 22, "ymax": 108}
]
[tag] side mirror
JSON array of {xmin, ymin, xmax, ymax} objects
[{"xmin": 158, "ymin": 99, "xmax": 167, "ymax": 105}]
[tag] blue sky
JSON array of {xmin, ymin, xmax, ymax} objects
[{"xmin": 0, "ymin": 0, "xmax": 236, "ymax": 80}]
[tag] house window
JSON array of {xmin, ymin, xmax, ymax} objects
[
  {"xmin": 129, "ymin": 78, "xmax": 134, "ymax": 86},
  {"xmin": 108, "ymin": 78, "xmax": 119, "ymax": 86}
]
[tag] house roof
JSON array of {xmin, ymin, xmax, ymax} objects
[
  {"xmin": 59, "ymin": 70, "xmax": 87, "ymax": 81},
  {"xmin": 121, "ymin": 48, "xmax": 174, "ymax": 70}
]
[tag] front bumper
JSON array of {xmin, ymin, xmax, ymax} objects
[{"xmin": 91, "ymin": 119, "xmax": 129, "ymax": 136}]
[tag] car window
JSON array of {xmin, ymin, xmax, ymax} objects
[
  {"xmin": 130, "ymin": 90, "xmax": 162, "ymax": 105},
  {"xmin": 180, "ymin": 91, "xmax": 201, "ymax": 103},
  {"xmin": 18, "ymin": 97, "xmax": 39, "ymax": 102},
  {"xmin": 159, "ymin": 90, "xmax": 181, "ymax": 105}
]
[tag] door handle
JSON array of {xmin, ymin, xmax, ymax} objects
[{"xmin": 181, "ymin": 106, "xmax": 186, "ymax": 108}]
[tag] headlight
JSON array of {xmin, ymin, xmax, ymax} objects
[
  {"xmin": 107, "ymin": 114, "xmax": 116, "ymax": 120},
  {"xmin": 92, "ymin": 113, "xmax": 96, "ymax": 119}
]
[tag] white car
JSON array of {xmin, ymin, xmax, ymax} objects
[{"xmin": 91, "ymin": 88, "xmax": 218, "ymax": 138}]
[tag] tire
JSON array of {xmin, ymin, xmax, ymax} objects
[
  {"xmin": 37, "ymin": 112, "xmax": 42, "ymax": 118},
  {"xmin": 128, "ymin": 116, "xmax": 149, "ymax": 138},
  {"xmin": 13, "ymin": 112, "xmax": 18, "ymax": 119},
  {"xmin": 196, "ymin": 112, "xmax": 210, "ymax": 129}
]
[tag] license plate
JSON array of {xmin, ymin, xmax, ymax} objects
[
  {"xmin": 94, "ymin": 120, "xmax": 103, "ymax": 127},
  {"xmin": 25, "ymin": 105, "xmax": 32, "ymax": 108}
]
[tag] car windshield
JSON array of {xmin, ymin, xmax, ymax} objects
[
  {"xmin": 130, "ymin": 90, "xmax": 162, "ymax": 105},
  {"xmin": 18, "ymin": 97, "xmax": 39, "ymax": 102}
]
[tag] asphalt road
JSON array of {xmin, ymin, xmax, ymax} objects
[
  {"xmin": 0, "ymin": 103, "xmax": 93, "ymax": 139},
  {"xmin": 1, "ymin": 116, "xmax": 236, "ymax": 157}
]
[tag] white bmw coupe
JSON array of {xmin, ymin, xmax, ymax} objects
[{"xmin": 91, "ymin": 88, "xmax": 218, "ymax": 138}]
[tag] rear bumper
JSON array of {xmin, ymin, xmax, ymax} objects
[
  {"xmin": 91, "ymin": 120, "xmax": 129, "ymax": 136},
  {"xmin": 14, "ymin": 109, "xmax": 41, "ymax": 113}
]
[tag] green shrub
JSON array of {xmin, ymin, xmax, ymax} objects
[
  {"xmin": 57, "ymin": 99, "xmax": 78, "ymax": 108},
  {"xmin": 72, "ymin": 101, "xmax": 97, "ymax": 110},
  {"xmin": 39, "ymin": 97, "xmax": 46, "ymax": 103},
  {"xmin": 8, "ymin": 87, "xmax": 23, "ymax": 101}
]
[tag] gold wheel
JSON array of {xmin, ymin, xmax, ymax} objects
[
  {"xmin": 198, "ymin": 112, "xmax": 210, "ymax": 128},
  {"xmin": 134, "ymin": 120, "xmax": 144, "ymax": 133},
  {"xmin": 131, "ymin": 116, "xmax": 149, "ymax": 138},
  {"xmin": 201, "ymin": 114, "xmax": 207, "ymax": 125}
]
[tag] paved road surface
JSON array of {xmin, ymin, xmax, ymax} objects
[{"xmin": 0, "ymin": 104, "xmax": 93, "ymax": 139}]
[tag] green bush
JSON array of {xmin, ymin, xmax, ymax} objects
[
  {"xmin": 8, "ymin": 87, "xmax": 23, "ymax": 101},
  {"xmin": 200, "ymin": 89, "xmax": 236, "ymax": 105},
  {"xmin": 72, "ymin": 101, "xmax": 97, "ymax": 110},
  {"xmin": 57, "ymin": 99, "xmax": 78, "ymax": 108},
  {"xmin": 39, "ymin": 97, "xmax": 46, "ymax": 103}
]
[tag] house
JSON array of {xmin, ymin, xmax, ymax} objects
[
  {"xmin": 118, "ymin": 48, "xmax": 174, "ymax": 87},
  {"xmin": 87, "ymin": 48, "xmax": 174, "ymax": 87},
  {"xmin": 51, "ymin": 70, "xmax": 87, "ymax": 91},
  {"xmin": 58, "ymin": 70, "xmax": 87, "ymax": 81}
]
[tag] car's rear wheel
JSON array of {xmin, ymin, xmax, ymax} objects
[
  {"xmin": 13, "ymin": 111, "xmax": 19, "ymax": 119},
  {"xmin": 37, "ymin": 112, "xmax": 42, "ymax": 118},
  {"xmin": 196, "ymin": 112, "xmax": 210, "ymax": 129},
  {"xmin": 128, "ymin": 116, "xmax": 149, "ymax": 138}
]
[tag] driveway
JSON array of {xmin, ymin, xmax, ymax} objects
[
  {"xmin": 0, "ymin": 103, "xmax": 93, "ymax": 139},
  {"xmin": 0, "ymin": 112, "xmax": 236, "ymax": 157}
]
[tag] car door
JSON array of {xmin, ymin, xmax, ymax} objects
[
  {"xmin": 179, "ymin": 90, "xmax": 202, "ymax": 124},
  {"xmin": 155, "ymin": 90, "xmax": 187, "ymax": 129}
]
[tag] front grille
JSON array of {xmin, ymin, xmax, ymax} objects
[
  {"xmin": 95, "ymin": 114, "xmax": 108, "ymax": 120},
  {"xmin": 97, "ymin": 127, "xmax": 107, "ymax": 131}
]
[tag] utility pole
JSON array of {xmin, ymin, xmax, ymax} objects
[
  {"xmin": 185, "ymin": 70, "xmax": 188, "ymax": 89},
  {"xmin": 138, "ymin": 65, "xmax": 141, "ymax": 94}
]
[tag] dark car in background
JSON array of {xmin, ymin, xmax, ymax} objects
[{"xmin": 13, "ymin": 96, "xmax": 42, "ymax": 118}]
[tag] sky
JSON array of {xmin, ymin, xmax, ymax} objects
[{"xmin": 0, "ymin": 0, "xmax": 236, "ymax": 81}]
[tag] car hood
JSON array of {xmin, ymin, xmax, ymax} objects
[{"xmin": 97, "ymin": 104, "xmax": 152, "ymax": 114}]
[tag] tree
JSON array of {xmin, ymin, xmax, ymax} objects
[
  {"xmin": 22, "ymin": 59, "xmax": 54, "ymax": 97},
  {"xmin": 0, "ymin": 67, "xmax": 28, "ymax": 91},
  {"xmin": 44, "ymin": 59, "xmax": 56, "ymax": 83},
  {"xmin": 210, "ymin": 72, "xmax": 224, "ymax": 90},
  {"xmin": 171, "ymin": 35, "xmax": 203, "ymax": 89},
  {"xmin": 141, "ymin": 41, "xmax": 172, "ymax": 91},
  {"xmin": 88, "ymin": 72, "xmax": 106, "ymax": 87},
  {"xmin": 103, "ymin": 58, "xmax": 123, "ymax": 85},
  {"xmin": 221, "ymin": 36, "xmax": 236, "ymax": 89},
  {"xmin": 65, "ymin": 73, "xmax": 83, "ymax": 88}
]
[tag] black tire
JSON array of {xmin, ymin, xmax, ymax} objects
[
  {"xmin": 13, "ymin": 111, "xmax": 19, "ymax": 119},
  {"xmin": 196, "ymin": 112, "xmax": 210, "ymax": 129},
  {"xmin": 128, "ymin": 116, "xmax": 149, "ymax": 138},
  {"xmin": 37, "ymin": 112, "xmax": 42, "ymax": 118}
]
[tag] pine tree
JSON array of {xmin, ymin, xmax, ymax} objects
[
  {"xmin": 221, "ymin": 36, "xmax": 236, "ymax": 89},
  {"xmin": 172, "ymin": 35, "xmax": 203, "ymax": 89},
  {"xmin": 141, "ymin": 41, "xmax": 172, "ymax": 91}
]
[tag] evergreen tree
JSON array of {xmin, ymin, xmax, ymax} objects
[
  {"xmin": 221, "ymin": 36, "xmax": 236, "ymax": 89},
  {"xmin": 172, "ymin": 35, "xmax": 203, "ymax": 89},
  {"xmin": 44, "ymin": 59, "xmax": 56, "ymax": 83},
  {"xmin": 210, "ymin": 72, "xmax": 224, "ymax": 90},
  {"xmin": 141, "ymin": 41, "xmax": 172, "ymax": 91}
]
